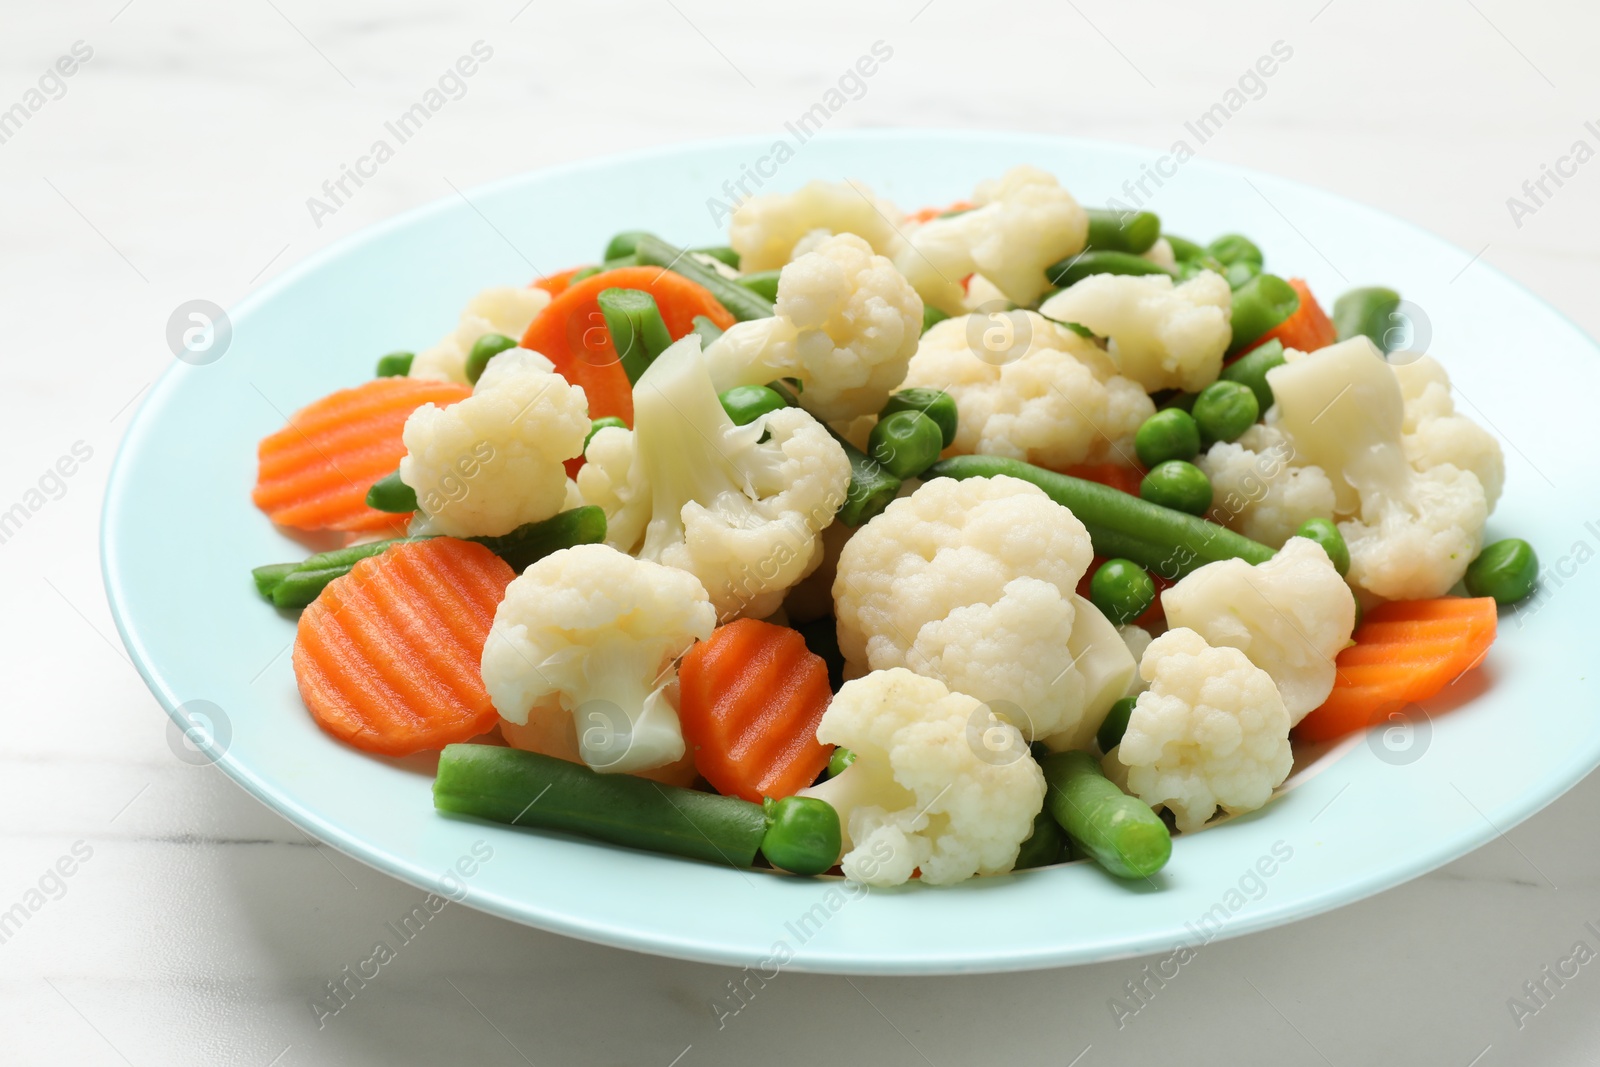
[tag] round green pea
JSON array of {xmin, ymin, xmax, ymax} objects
[
  {"xmin": 584, "ymin": 415, "xmax": 628, "ymax": 453},
  {"xmin": 868, "ymin": 409, "xmax": 944, "ymax": 480},
  {"xmin": 760, "ymin": 796, "xmax": 841, "ymax": 876},
  {"xmin": 1192, "ymin": 380, "xmax": 1260, "ymax": 444},
  {"xmin": 880, "ymin": 388, "xmax": 958, "ymax": 448},
  {"xmin": 1134, "ymin": 408, "xmax": 1201, "ymax": 467},
  {"xmin": 1140, "ymin": 460, "xmax": 1212, "ymax": 516},
  {"xmin": 1096, "ymin": 696, "xmax": 1138, "ymax": 754},
  {"xmin": 1294, "ymin": 517, "xmax": 1350, "ymax": 576},
  {"xmin": 718, "ymin": 384, "xmax": 787, "ymax": 427},
  {"xmin": 1464, "ymin": 538, "xmax": 1539, "ymax": 605},
  {"xmin": 827, "ymin": 747, "xmax": 856, "ymax": 779},
  {"xmin": 1090, "ymin": 558, "xmax": 1156, "ymax": 626},
  {"xmin": 464, "ymin": 333, "xmax": 518, "ymax": 385}
]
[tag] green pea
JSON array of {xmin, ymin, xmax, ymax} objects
[
  {"xmin": 1191, "ymin": 380, "xmax": 1260, "ymax": 445},
  {"xmin": 1090, "ymin": 558, "xmax": 1156, "ymax": 626},
  {"xmin": 1134, "ymin": 408, "xmax": 1201, "ymax": 467},
  {"xmin": 1295, "ymin": 517, "xmax": 1350, "ymax": 577},
  {"xmin": 464, "ymin": 333, "xmax": 518, "ymax": 385},
  {"xmin": 1013, "ymin": 809, "xmax": 1067, "ymax": 870},
  {"xmin": 1096, "ymin": 696, "xmax": 1138, "ymax": 754},
  {"xmin": 375, "ymin": 351, "xmax": 414, "ymax": 377},
  {"xmin": 584, "ymin": 415, "xmax": 627, "ymax": 453},
  {"xmin": 1140, "ymin": 460, "xmax": 1212, "ymax": 516},
  {"xmin": 880, "ymin": 388, "xmax": 958, "ymax": 448},
  {"xmin": 868, "ymin": 410, "xmax": 944, "ymax": 480},
  {"xmin": 1219, "ymin": 338, "xmax": 1286, "ymax": 412},
  {"xmin": 827, "ymin": 747, "xmax": 855, "ymax": 779},
  {"xmin": 719, "ymin": 384, "xmax": 787, "ymax": 427},
  {"xmin": 1207, "ymin": 234, "xmax": 1264, "ymax": 269},
  {"xmin": 760, "ymin": 796, "xmax": 842, "ymax": 877},
  {"xmin": 1464, "ymin": 538, "xmax": 1539, "ymax": 605}
]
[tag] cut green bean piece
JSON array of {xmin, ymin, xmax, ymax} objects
[
  {"xmin": 1219, "ymin": 338, "xmax": 1286, "ymax": 412},
  {"xmin": 719, "ymin": 384, "xmax": 788, "ymax": 427},
  {"xmin": 603, "ymin": 231, "xmax": 649, "ymax": 261},
  {"xmin": 1163, "ymin": 235, "xmax": 1204, "ymax": 261},
  {"xmin": 1046, "ymin": 250, "xmax": 1173, "ymax": 289},
  {"xmin": 1042, "ymin": 750, "xmax": 1171, "ymax": 878},
  {"xmin": 469, "ymin": 506, "xmax": 608, "ymax": 573},
  {"xmin": 736, "ymin": 269, "xmax": 782, "ymax": 302},
  {"xmin": 1227, "ymin": 273, "xmax": 1300, "ymax": 356},
  {"xmin": 632, "ymin": 234, "xmax": 775, "ymax": 321},
  {"xmin": 597, "ymin": 287, "xmax": 674, "ymax": 384},
  {"xmin": 827, "ymin": 746, "xmax": 856, "ymax": 779},
  {"xmin": 585, "ymin": 416, "xmax": 628, "ymax": 452},
  {"xmin": 1014, "ymin": 809, "xmax": 1067, "ymax": 870},
  {"xmin": 1295, "ymin": 517, "xmax": 1350, "ymax": 577},
  {"xmin": 569, "ymin": 265, "xmax": 601, "ymax": 283},
  {"xmin": 600, "ymin": 254, "xmax": 639, "ymax": 271},
  {"xmin": 1207, "ymin": 234, "xmax": 1264, "ymax": 269},
  {"xmin": 375, "ymin": 351, "xmax": 414, "ymax": 377},
  {"xmin": 251, "ymin": 562, "xmax": 298, "ymax": 600},
  {"xmin": 434, "ymin": 744, "xmax": 768, "ymax": 867},
  {"xmin": 690, "ymin": 315, "xmax": 725, "ymax": 348},
  {"xmin": 1176, "ymin": 254, "xmax": 1227, "ymax": 282},
  {"xmin": 1332, "ymin": 286, "xmax": 1402, "ymax": 351},
  {"xmin": 829, "ymin": 429, "xmax": 901, "ymax": 527},
  {"xmin": 365, "ymin": 469, "xmax": 419, "ymax": 513},
  {"xmin": 692, "ymin": 245, "xmax": 741, "ymax": 269},
  {"xmin": 1084, "ymin": 207, "xmax": 1162, "ymax": 255},
  {"xmin": 1096, "ymin": 696, "xmax": 1138, "ymax": 754}
]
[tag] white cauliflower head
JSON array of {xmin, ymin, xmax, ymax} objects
[
  {"xmin": 482, "ymin": 544, "xmax": 715, "ymax": 774},
  {"xmin": 1115, "ymin": 627, "xmax": 1293, "ymax": 834},
  {"xmin": 1267, "ymin": 338, "xmax": 1488, "ymax": 599},
  {"xmin": 901, "ymin": 311, "xmax": 1154, "ymax": 469},
  {"xmin": 1393, "ymin": 354, "xmax": 1505, "ymax": 510},
  {"xmin": 833, "ymin": 475, "xmax": 1125, "ymax": 742},
  {"xmin": 409, "ymin": 285, "xmax": 550, "ymax": 383},
  {"xmin": 400, "ymin": 348, "xmax": 588, "ymax": 538},
  {"xmin": 801, "ymin": 668, "xmax": 1047, "ymax": 886},
  {"xmin": 1162, "ymin": 537, "xmax": 1355, "ymax": 724},
  {"xmin": 1198, "ymin": 423, "xmax": 1338, "ymax": 548},
  {"xmin": 596, "ymin": 334, "xmax": 850, "ymax": 620},
  {"xmin": 894, "ymin": 166, "xmax": 1089, "ymax": 315},
  {"xmin": 705, "ymin": 233, "xmax": 923, "ymax": 422},
  {"xmin": 729, "ymin": 179, "xmax": 905, "ymax": 271},
  {"xmin": 1040, "ymin": 270, "xmax": 1232, "ymax": 393}
]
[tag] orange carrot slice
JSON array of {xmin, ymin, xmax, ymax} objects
[
  {"xmin": 677, "ymin": 618, "xmax": 833, "ymax": 803},
  {"xmin": 522, "ymin": 266, "xmax": 736, "ymax": 427},
  {"xmin": 293, "ymin": 538, "xmax": 514, "ymax": 756},
  {"xmin": 532, "ymin": 267, "xmax": 585, "ymax": 297},
  {"xmin": 1240, "ymin": 277, "xmax": 1338, "ymax": 358},
  {"xmin": 1294, "ymin": 597, "xmax": 1498, "ymax": 743},
  {"xmin": 253, "ymin": 377, "xmax": 471, "ymax": 532}
]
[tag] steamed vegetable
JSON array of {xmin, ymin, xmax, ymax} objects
[
  {"xmin": 1042, "ymin": 750, "xmax": 1171, "ymax": 878},
  {"xmin": 1464, "ymin": 538, "xmax": 1538, "ymax": 605}
]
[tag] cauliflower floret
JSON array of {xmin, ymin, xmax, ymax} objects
[
  {"xmin": 894, "ymin": 166, "xmax": 1088, "ymax": 315},
  {"xmin": 588, "ymin": 334, "xmax": 849, "ymax": 620},
  {"xmin": 729, "ymin": 179, "xmax": 905, "ymax": 271},
  {"xmin": 1119, "ymin": 624, "xmax": 1154, "ymax": 698},
  {"xmin": 901, "ymin": 311, "xmax": 1154, "ymax": 469},
  {"xmin": 1393, "ymin": 354, "xmax": 1505, "ymax": 509},
  {"xmin": 833, "ymin": 475, "xmax": 1132, "ymax": 742},
  {"xmin": 801, "ymin": 668, "xmax": 1046, "ymax": 886},
  {"xmin": 1267, "ymin": 338, "xmax": 1488, "ymax": 599},
  {"xmin": 409, "ymin": 286, "xmax": 550, "ymax": 383},
  {"xmin": 400, "ymin": 348, "xmax": 588, "ymax": 538},
  {"xmin": 1040, "ymin": 270, "xmax": 1231, "ymax": 393},
  {"xmin": 1162, "ymin": 537, "xmax": 1355, "ymax": 724},
  {"xmin": 705, "ymin": 234, "xmax": 923, "ymax": 422},
  {"xmin": 1115, "ymin": 628, "xmax": 1293, "ymax": 833},
  {"xmin": 482, "ymin": 544, "xmax": 716, "ymax": 774},
  {"xmin": 1198, "ymin": 424, "xmax": 1338, "ymax": 548},
  {"xmin": 1142, "ymin": 238, "xmax": 1178, "ymax": 271}
]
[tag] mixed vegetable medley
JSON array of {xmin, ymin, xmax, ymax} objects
[{"xmin": 250, "ymin": 165, "xmax": 1537, "ymax": 888}]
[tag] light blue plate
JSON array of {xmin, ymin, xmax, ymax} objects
[{"xmin": 103, "ymin": 131, "xmax": 1600, "ymax": 974}]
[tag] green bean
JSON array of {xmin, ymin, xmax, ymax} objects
[
  {"xmin": 1219, "ymin": 338, "xmax": 1285, "ymax": 412},
  {"xmin": 250, "ymin": 562, "xmax": 298, "ymax": 600},
  {"xmin": 260, "ymin": 538, "xmax": 418, "ymax": 609},
  {"xmin": 632, "ymin": 234, "xmax": 775, "ymax": 321},
  {"xmin": 569, "ymin": 265, "xmax": 601, "ymax": 284},
  {"xmin": 1464, "ymin": 538, "xmax": 1539, "ymax": 605},
  {"xmin": 1227, "ymin": 273, "xmax": 1300, "ymax": 356},
  {"xmin": 434, "ymin": 744, "xmax": 768, "ymax": 868},
  {"xmin": 375, "ymin": 351, "xmax": 414, "ymax": 377},
  {"xmin": 1176, "ymin": 254, "xmax": 1227, "ymax": 282},
  {"xmin": 1041, "ymin": 751, "xmax": 1171, "ymax": 878},
  {"xmin": 760, "ymin": 796, "xmax": 841, "ymax": 876},
  {"xmin": 1141, "ymin": 460, "xmax": 1213, "ymax": 516},
  {"xmin": 828, "ymin": 429, "xmax": 901, "ymax": 527},
  {"xmin": 1134, "ymin": 408, "xmax": 1201, "ymax": 467},
  {"xmin": 1223, "ymin": 260, "xmax": 1261, "ymax": 290},
  {"xmin": 585, "ymin": 415, "xmax": 628, "ymax": 452},
  {"xmin": 464, "ymin": 333, "xmax": 518, "ymax": 385},
  {"xmin": 1155, "ymin": 389, "xmax": 1198, "ymax": 413},
  {"xmin": 827, "ymin": 746, "xmax": 856, "ymax": 779},
  {"xmin": 924, "ymin": 455, "xmax": 1273, "ymax": 579},
  {"xmin": 468, "ymin": 505, "xmax": 608, "ymax": 573},
  {"xmin": 868, "ymin": 410, "xmax": 944, "ymax": 480},
  {"xmin": 1332, "ymin": 286, "xmax": 1402, "ymax": 351},
  {"xmin": 719, "ymin": 384, "xmax": 788, "ymax": 427},
  {"xmin": 1206, "ymin": 234, "xmax": 1264, "ymax": 269},
  {"xmin": 1096, "ymin": 696, "xmax": 1138, "ymax": 754},
  {"xmin": 1163, "ymin": 235, "xmax": 1205, "ymax": 262},
  {"xmin": 690, "ymin": 315, "xmax": 725, "ymax": 348},
  {"xmin": 736, "ymin": 269, "xmax": 781, "ymax": 302},
  {"xmin": 597, "ymin": 287, "xmax": 673, "ymax": 384},
  {"xmin": 922, "ymin": 305, "xmax": 950, "ymax": 333},
  {"xmin": 365, "ymin": 469, "xmax": 419, "ymax": 513},
  {"xmin": 603, "ymin": 231, "xmax": 649, "ymax": 261},
  {"xmin": 1013, "ymin": 809, "xmax": 1067, "ymax": 870},
  {"xmin": 766, "ymin": 379, "xmax": 801, "ymax": 407},
  {"xmin": 1045, "ymin": 250, "xmax": 1172, "ymax": 289},
  {"xmin": 1191, "ymin": 380, "xmax": 1260, "ymax": 445},
  {"xmin": 1295, "ymin": 517, "xmax": 1350, "ymax": 577},
  {"xmin": 880, "ymin": 387, "xmax": 958, "ymax": 448},
  {"xmin": 1084, "ymin": 207, "xmax": 1161, "ymax": 255},
  {"xmin": 600, "ymin": 254, "xmax": 638, "ymax": 271},
  {"xmin": 1090, "ymin": 559, "xmax": 1155, "ymax": 626},
  {"xmin": 692, "ymin": 245, "xmax": 740, "ymax": 270}
]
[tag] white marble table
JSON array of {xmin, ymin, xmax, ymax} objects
[{"xmin": 5, "ymin": 1, "xmax": 1599, "ymax": 1062}]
